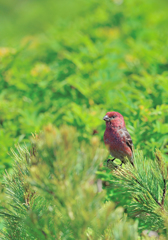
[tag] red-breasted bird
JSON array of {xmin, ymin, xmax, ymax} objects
[{"xmin": 103, "ymin": 111, "xmax": 134, "ymax": 167}]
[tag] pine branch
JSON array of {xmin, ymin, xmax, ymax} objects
[
  {"xmin": 115, "ymin": 167, "xmax": 162, "ymax": 208},
  {"xmin": 134, "ymin": 175, "xmax": 162, "ymax": 207},
  {"xmin": 100, "ymin": 150, "xmax": 168, "ymax": 232}
]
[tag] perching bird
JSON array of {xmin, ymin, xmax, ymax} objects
[{"xmin": 103, "ymin": 111, "xmax": 134, "ymax": 167}]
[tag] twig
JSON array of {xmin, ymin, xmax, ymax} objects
[{"xmin": 161, "ymin": 178, "xmax": 166, "ymax": 206}]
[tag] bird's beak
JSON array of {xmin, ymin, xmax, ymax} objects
[{"xmin": 103, "ymin": 115, "xmax": 110, "ymax": 121}]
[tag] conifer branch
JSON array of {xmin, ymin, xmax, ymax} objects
[
  {"xmin": 134, "ymin": 177, "xmax": 162, "ymax": 207},
  {"xmin": 104, "ymin": 150, "xmax": 168, "ymax": 230}
]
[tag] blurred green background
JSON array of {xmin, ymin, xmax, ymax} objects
[{"xmin": 1, "ymin": 0, "xmax": 168, "ymax": 176}]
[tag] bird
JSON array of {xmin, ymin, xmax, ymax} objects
[{"xmin": 103, "ymin": 111, "xmax": 134, "ymax": 167}]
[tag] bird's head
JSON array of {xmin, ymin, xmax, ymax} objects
[{"xmin": 103, "ymin": 111, "xmax": 125, "ymax": 128}]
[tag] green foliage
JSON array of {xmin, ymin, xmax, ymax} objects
[
  {"xmin": 1, "ymin": 0, "xmax": 168, "ymax": 175},
  {"xmin": 1, "ymin": 126, "xmax": 141, "ymax": 240}
]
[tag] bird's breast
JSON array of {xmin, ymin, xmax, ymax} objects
[
  {"xmin": 104, "ymin": 127, "xmax": 132, "ymax": 158},
  {"xmin": 104, "ymin": 128, "xmax": 121, "ymax": 145}
]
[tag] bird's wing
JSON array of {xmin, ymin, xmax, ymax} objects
[{"xmin": 122, "ymin": 127, "xmax": 133, "ymax": 152}]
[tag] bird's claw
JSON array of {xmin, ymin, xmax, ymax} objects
[
  {"xmin": 107, "ymin": 158, "xmax": 123, "ymax": 169},
  {"xmin": 107, "ymin": 158, "xmax": 115, "ymax": 163}
]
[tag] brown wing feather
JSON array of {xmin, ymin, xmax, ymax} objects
[{"xmin": 123, "ymin": 127, "xmax": 133, "ymax": 152}]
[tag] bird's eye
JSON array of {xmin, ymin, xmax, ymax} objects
[{"xmin": 110, "ymin": 116, "xmax": 115, "ymax": 119}]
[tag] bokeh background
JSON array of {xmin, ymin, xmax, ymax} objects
[{"xmin": 1, "ymin": 0, "xmax": 168, "ymax": 176}]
